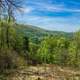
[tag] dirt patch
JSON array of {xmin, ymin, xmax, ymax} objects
[{"xmin": 2, "ymin": 64, "xmax": 80, "ymax": 80}]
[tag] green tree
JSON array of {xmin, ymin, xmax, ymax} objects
[
  {"xmin": 37, "ymin": 39, "xmax": 50, "ymax": 63},
  {"xmin": 68, "ymin": 31, "xmax": 80, "ymax": 68}
]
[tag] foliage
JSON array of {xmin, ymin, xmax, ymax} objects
[
  {"xmin": 16, "ymin": 24, "xmax": 73, "ymax": 44},
  {"xmin": 33, "ymin": 35, "xmax": 80, "ymax": 68},
  {"xmin": 0, "ymin": 21, "xmax": 28, "ymax": 71},
  {"xmin": 0, "ymin": 20, "xmax": 80, "ymax": 71}
]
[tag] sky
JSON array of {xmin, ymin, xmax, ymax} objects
[{"xmin": 16, "ymin": 0, "xmax": 80, "ymax": 32}]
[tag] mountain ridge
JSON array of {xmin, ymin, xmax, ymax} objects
[{"xmin": 15, "ymin": 24, "xmax": 73, "ymax": 43}]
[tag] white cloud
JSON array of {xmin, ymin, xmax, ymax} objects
[
  {"xmin": 16, "ymin": 1, "xmax": 80, "ymax": 32},
  {"xmin": 19, "ymin": 7, "xmax": 33, "ymax": 13},
  {"xmin": 27, "ymin": 1, "xmax": 80, "ymax": 13},
  {"xmin": 40, "ymin": 4, "xmax": 80, "ymax": 13},
  {"xmin": 17, "ymin": 15, "xmax": 80, "ymax": 32}
]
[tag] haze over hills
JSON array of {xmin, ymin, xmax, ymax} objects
[{"xmin": 15, "ymin": 24, "xmax": 73, "ymax": 43}]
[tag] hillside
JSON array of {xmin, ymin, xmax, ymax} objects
[{"xmin": 15, "ymin": 24, "xmax": 73, "ymax": 43}]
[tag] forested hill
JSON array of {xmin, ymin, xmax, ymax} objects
[{"xmin": 15, "ymin": 24, "xmax": 73, "ymax": 43}]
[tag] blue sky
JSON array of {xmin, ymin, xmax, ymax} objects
[{"xmin": 16, "ymin": 0, "xmax": 80, "ymax": 32}]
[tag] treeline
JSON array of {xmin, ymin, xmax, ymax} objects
[{"xmin": 29, "ymin": 32, "xmax": 80, "ymax": 68}]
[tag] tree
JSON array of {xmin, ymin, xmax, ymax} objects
[
  {"xmin": 0, "ymin": 22, "xmax": 27, "ymax": 70},
  {"xmin": 36, "ymin": 36, "xmax": 70, "ymax": 66},
  {"xmin": 36, "ymin": 36, "xmax": 58, "ymax": 64},
  {"xmin": 0, "ymin": 0, "xmax": 24, "ymax": 48},
  {"xmin": 56, "ymin": 37, "xmax": 70, "ymax": 66},
  {"xmin": 68, "ymin": 31, "xmax": 80, "ymax": 68},
  {"xmin": 0, "ymin": 0, "xmax": 28, "ymax": 70},
  {"xmin": 0, "ymin": 0, "xmax": 23, "ymax": 19},
  {"xmin": 37, "ymin": 39, "xmax": 50, "ymax": 63}
]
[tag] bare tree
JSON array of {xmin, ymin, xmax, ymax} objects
[{"xmin": 0, "ymin": 0, "xmax": 24, "ymax": 20}]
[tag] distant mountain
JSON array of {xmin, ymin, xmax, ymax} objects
[{"xmin": 15, "ymin": 24, "xmax": 73, "ymax": 43}]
